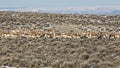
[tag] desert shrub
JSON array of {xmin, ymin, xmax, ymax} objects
[
  {"xmin": 88, "ymin": 58, "xmax": 99, "ymax": 64},
  {"xmin": 50, "ymin": 60, "xmax": 63, "ymax": 68},
  {"xmin": 97, "ymin": 61, "xmax": 114, "ymax": 68},
  {"xmin": 80, "ymin": 53, "xmax": 90, "ymax": 60},
  {"xmin": 61, "ymin": 61, "xmax": 76, "ymax": 68},
  {"xmin": 80, "ymin": 61, "xmax": 91, "ymax": 68}
]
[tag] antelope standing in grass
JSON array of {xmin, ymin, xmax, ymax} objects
[{"xmin": 108, "ymin": 32, "xmax": 120, "ymax": 39}]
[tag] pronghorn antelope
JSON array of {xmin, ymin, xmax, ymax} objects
[
  {"xmin": 61, "ymin": 32, "xmax": 72, "ymax": 38},
  {"xmin": 108, "ymin": 32, "xmax": 120, "ymax": 39},
  {"xmin": 80, "ymin": 31, "xmax": 89, "ymax": 38},
  {"xmin": 61, "ymin": 32, "xmax": 74, "ymax": 38},
  {"xmin": 9, "ymin": 29, "xmax": 31, "ymax": 37},
  {"xmin": 100, "ymin": 32, "xmax": 109, "ymax": 39},
  {"xmin": 72, "ymin": 32, "xmax": 81, "ymax": 38},
  {"xmin": 0, "ymin": 31, "xmax": 6, "ymax": 37},
  {"xmin": 0, "ymin": 29, "xmax": 120, "ymax": 39},
  {"xmin": 54, "ymin": 32, "xmax": 61, "ymax": 38},
  {"xmin": 44, "ymin": 32, "xmax": 53, "ymax": 38},
  {"xmin": 89, "ymin": 31, "xmax": 100, "ymax": 39},
  {"xmin": 81, "ymin": 31, "xmax": 98, "ymax": 39},
  {"xmin": 29, "ymin": 29, "xmax": 42, "ymax": 37},
  {"xmin": 43, "ymin": 28, "xmax": 56, "ymax": 38},
  {"xmin": 114, "ymin": 32, "xmax": 120, "ymax": 39},
  {"xmin": 1, "ymin": 31, "xmax": 15, "ymax": 38}
]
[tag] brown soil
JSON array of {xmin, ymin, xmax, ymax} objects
[{"xmin": 0, "ymin": 11, "xmax": 120, "ymax": 68}]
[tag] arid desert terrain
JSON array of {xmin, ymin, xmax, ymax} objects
[{"xmin": 0, "ymin": 11, "xmax": 120, "ymax": 68}]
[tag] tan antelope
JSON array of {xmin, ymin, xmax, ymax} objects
[
  {"xmin": 29, "ymin": 29, "xmax": 39, "ymax": 38},
  {"xmin": 83, "ymin": 31, "xmax": 98, "ymax": 39},
  {"xmin": 7, "ymin": 29, "xmax": 20, "ymax": 37},
  {"xmin": 81, "ymin": 31, "xmax": 89, "ymax": 38},
  {"xmin": 114, "ymin": 32, "xmax": 120, "ymax": 39},
  {"xmin": 100, "ymin": 32, "xmax": 109, "ymax": 39},
  {"xmin": 1, "ymin": 28, "xmax": 120, "ymax": 39},
  {"xmin": 108, "ymin": 32, "xmax": 120, "ymax": 39},
  {"xmin": 72, "ymin": 32, "xmax": 81, "ymax": 38},
  {"xmin": 37, "ymin": 30, "xmax": 46, "ymax": 37},
  {"xmin": 54, "ymin": 32, "xmax": 61, "ymax": 38},
  {"xmin": 61, "ymin": 32, "xmax": 72, "ymax": 38},
  {"xmin": 90, "ymin": 31, "xmax": 100, "ymax": 39},
  {"xmin": 0, "ymin": 31, "xmax": 7, "ymax": 37}
]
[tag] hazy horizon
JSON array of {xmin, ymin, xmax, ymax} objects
[{"xmin": 0, "ymin": 0, "xmax": 120, "ymax": 8}]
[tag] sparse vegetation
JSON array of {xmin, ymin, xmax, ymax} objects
[{"xmin": 0, "ymin": 11, "xmax": 120, "ymax": 68}]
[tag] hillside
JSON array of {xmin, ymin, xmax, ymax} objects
[
  {"xmin": 0, "ymin": 11, "xmax": 120, "ymax": 68},
  {"xmin": 1, "ymin": 7, "xmax": 120, "ymax": 14}
]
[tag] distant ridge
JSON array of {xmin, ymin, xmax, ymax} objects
[{"xmin": 0, "ymin": 7, "xmax": 120, "ymax": 15}]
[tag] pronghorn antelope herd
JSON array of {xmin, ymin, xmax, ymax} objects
[
  {"xmin": 1, "ymin": 12, "xmax": 120, "ymax": 68},
  {"xmin": 0, "ymin": 29, "xmax": 120, "ymax": 39}
]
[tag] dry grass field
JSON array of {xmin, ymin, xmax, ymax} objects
[{"xmin": 0, "ymin": 11, "xmax": 120, "ymax": 68}]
